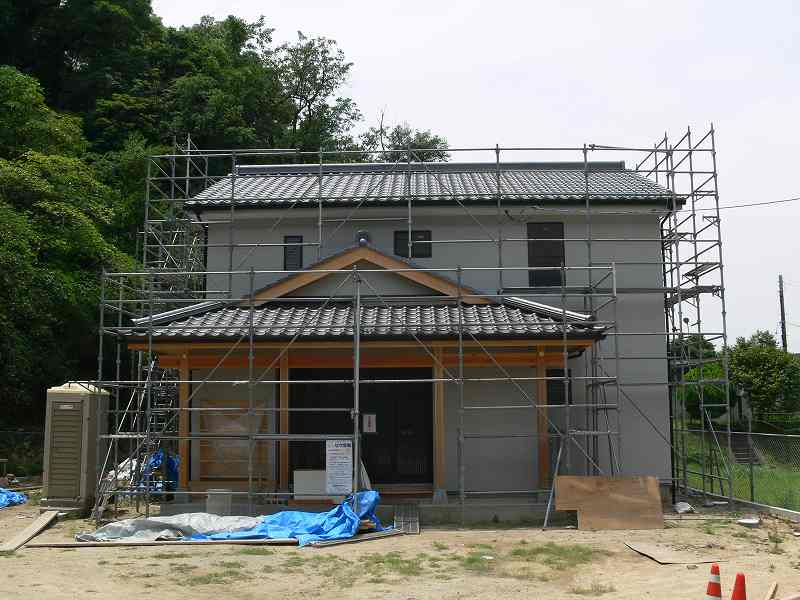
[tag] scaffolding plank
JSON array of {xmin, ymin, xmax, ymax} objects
[
  {"xmin": 308, "ymin": 529, "xmax": 404, "ymax": 547},
  {"xmin": 0, "ymin": 510, "xmax": 59, "ymax": 552},
  {"xmin": 24, "ymin": 538, "xmax": 297, "ymax": 549}
]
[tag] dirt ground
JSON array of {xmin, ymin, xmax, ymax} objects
[{"xmin": 3, "ymin": 502, "xmax": 800, "ymax": 599}]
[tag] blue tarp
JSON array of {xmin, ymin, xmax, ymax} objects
[
  {"xmin": 0, "ymin": 487, "xmax": 27, "ymax": 509},
  {"xmin": 139, "ymin": 449, "xmax": 180, "ymax": 491},
  {"xmin": 188, "ymin": 490, "xmax": 385, "ymax": 547}
]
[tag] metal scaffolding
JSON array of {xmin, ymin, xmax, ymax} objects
[{"xmin": 89, "ymin": 125, "xmax": 731, "ymax": 523}]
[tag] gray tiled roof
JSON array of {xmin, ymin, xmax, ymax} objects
[
  {"xmin": 127, "ymin": 303, "xmax": 600, "ymax": 341},
  {"xmin": 186, "ymin": 162, "xmax": 673, "ymax": 208}
]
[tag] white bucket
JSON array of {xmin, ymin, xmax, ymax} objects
[{"xmin": 206, "ymin": 489, "xmax": 233, "ymax": 516}]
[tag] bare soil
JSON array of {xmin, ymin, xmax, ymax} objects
[{"xmin": 3, "ymin": 502, "xmax": 800, "ymax": 599}]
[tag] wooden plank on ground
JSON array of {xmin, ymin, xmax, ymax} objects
[
  {"xmin": 556, "ymin": 476, "xmax": 663, "ymax": 530},
  {"xmin": 24, "ymin": 538, "xmax": 297, "ymax": 549},
  {"xmin": 308, "ymin": 529, "xmax": 404, "ymax": 547},
  {"xmin": 625, "ymin": 542, "xmax": 722, "ymax": 564},
  {"xmin": 0, "ymin": 510, "xmax": 59, "ymax": 552}
]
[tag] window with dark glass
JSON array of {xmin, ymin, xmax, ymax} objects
[
  {"xmin": 528, "ymin": 222, "xmax": 564, "ymax": 287},
  {"xmin": 394, "ymin": 230, "xmax": 432, "ymax": 258},
  {"xmin": 284, "ymin": 235, "xmax": 303, "ymax": 270}
]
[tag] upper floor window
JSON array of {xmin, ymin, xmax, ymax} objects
[
  {"xmin": 284, "ymin": 235, "xmax": 303, "ymax": 271},
  {"xmin": 528, "ymin": 222, "xmax": 564, "ymax": 287},
  {"xmin": 394, "ymin": 230, "xmax": 432, "ymax": 259}
]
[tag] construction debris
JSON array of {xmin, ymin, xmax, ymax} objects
[
  {"xmin": 556, "ymin": 476, "xmax": 663, "ymax": 530},
  {"xmin": 25, "ymin": 538, "xmax": 296, "ymax": 549},
  {"xmin": 76, "ymin": 490, "xmax": 388, "ymax": 547},
  {"xmin": 0, "ymin": 510, "xmax": 58, "ymax": 552},
  {"xmin": 737, "ymin": 517, "xmax": 761, "ymax": 528},
  {"xmin": 0, "ymin": 486, "xmax": 27, "ymax": 509},
  {"xmin": 626, "ymin": 542, "xmax": 722, "ymax": 565}
]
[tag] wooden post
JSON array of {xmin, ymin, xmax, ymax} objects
[
  {"xmin": 536, "ymin": 354, "xmax": 550, "ymax": 488},
  {"xmin": 179, "ymin": 352, "xmax": 190, "ymax": 489},
  {"xmin": 433, "ymin": 348, "xmax": 446, "ymax": 500},
  {"xmin": 279, "ymin": 352, "xmax": 289, "ymax": 490}
]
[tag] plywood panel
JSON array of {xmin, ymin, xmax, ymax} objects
[
  {"xmin": 556, "ymin": 475, "xmax": 663, "ymax": 530},
  {"xmin": 197, "ymin": 399, "xmax": 269, "ymax": 481}
]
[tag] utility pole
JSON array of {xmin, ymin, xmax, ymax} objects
[{"xmin": 779, "ymin": 274, "xmax": 788, "ymax": 351}]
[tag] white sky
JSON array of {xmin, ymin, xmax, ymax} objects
[{"xmin": 153, "ymin": 0, "xmax": 800, "ymax": 350}]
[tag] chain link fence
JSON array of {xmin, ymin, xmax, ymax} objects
[{"xmin": 676, "ymin": 429, "xmax": 800, "ymax": 512}]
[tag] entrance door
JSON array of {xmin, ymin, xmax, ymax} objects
[
  {"xmin": 288, "ymin": 368, "xmax": 433, "ymax": 485},
  {"xmin": 361, "ymin": 368, "xmax": 433, "ymax": 485}
]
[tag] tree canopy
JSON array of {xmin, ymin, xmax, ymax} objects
[
  {"xmin": 0, "ymin": 4, "xmax": 448, "ymax": 427},
  {"xmin": 729, "ymin": 331, "xmax": 800, "ymax": 418}
]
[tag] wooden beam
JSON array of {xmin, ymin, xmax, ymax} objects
[
  {"xmin": 179, "ymin": 353, "xmax": 190, "ymax": 489},
  {"xmin": 279, "ymin": 352, "xmax": 289, "ymax": 491},
  {"xmin": 433, "ymin": 348, "xmax": 446, "ymax": 493},
  {"xmin": 0, "ymin": 511, "xmax": 58, "ymax": 552},
  {"xmin": 158, "ymin": 352, "xmax": 567, "ymax": 370},
  {"xmin": 536, "ymin": 357, "xmax": 550, "ymax": 488},
  {"xmin": 245, "ymin": 245, "xmax": 490, "ymax": 306}
]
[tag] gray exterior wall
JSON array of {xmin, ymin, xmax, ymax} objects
[{"xmin": 195, "ymin": 203, "xmax": 670, "ymax": 482}]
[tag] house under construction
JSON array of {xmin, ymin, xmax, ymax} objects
[{"xmin": 91, "ymin": 126, "xmax": 731, "ymax": 522}]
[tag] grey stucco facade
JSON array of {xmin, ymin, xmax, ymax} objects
[{"xmin": 188, "ymin": 200, "xmax": 670, "ymax": 489}]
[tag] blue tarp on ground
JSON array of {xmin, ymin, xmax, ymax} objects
[
  {"xmin": 188, "ymin": 490, "xmax": 385, "ymax": 547},
  {"xmin": 0, "ymin": 487, "xmax": 27, "ymax": 509}
]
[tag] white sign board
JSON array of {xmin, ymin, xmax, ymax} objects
[
  {"xmin": 325, "ymin": 439, "xmax": 353, "ymax": 495},
  {"xmin": 363, "ymin": 413, "xmax": 377, "ymax": 434}
]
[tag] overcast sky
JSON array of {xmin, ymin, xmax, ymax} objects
[{"xmin": 153, "ymin": 0, "xmax": 800, "ymax": 350}]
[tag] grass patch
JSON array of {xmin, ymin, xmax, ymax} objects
[
  {"xmin": 236, "ymin": 547, "xmax": 275, "ymax": 556},
  {"xmin": 363, "ymin": 552, "xmax": 424, "ymax": 577},
  {"xmin": 170, "ymin": 563, "xmax": 198, "ymax": 574},
  {"xmin": 509, "ymin": 542, "xmax": 604, "ymax": 571},
  {"xmin": 215, "ymin": 560, "xmax": 244, "ymax": 569},
  {"xmin": 185, "ymin": 572, "xmax": 231, "ymax": 586},
  {"xmin": 153, "ymin": 552, "xmax": 192, "ymax": 560},
  {"xmin": 432, "ymin": 541, "xmax": 448, "ymax": 551},
  {"xmin": 570, "ymin": 582, "xmax": 616, "ymax": 595},
  {"xmin": 467, "ymin": 543, "xmax": 495, "ymax": 551},
  {"xmin": 461, "ymin": 551, "xmax": 495, "ymax": 573},
  {"xmin": 0, "ymin": 551, "xmax": 18, "ymax": 559},
  {"xmin": 281, "ymin": 553, "xmax": 306, "ymax": 571},
  {"xmin": 186, "ymin": 569, "xmax": 249, "ymax": 586}
]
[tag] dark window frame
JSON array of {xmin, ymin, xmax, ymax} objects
[
  {"xmin": 283, "ymin": 235, "xmax": 303, "ymax": 271},
  {"xmin": 527, "ymin": 222, "xmax": 565, "ymax": 287},
  {"xmin": 394, "ymin": 230, "xmax": 433, "ymax": 259}
]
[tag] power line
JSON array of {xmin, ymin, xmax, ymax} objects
[{"xmin": 690, "ymin": 196, "xmax": 800, "ymax": 212}]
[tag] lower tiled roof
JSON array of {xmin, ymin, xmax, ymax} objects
[{"xmin": 125, "ymin": 303, "xmax": 600, "ymax": 341}]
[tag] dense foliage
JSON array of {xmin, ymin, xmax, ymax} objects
[
  {"xmin": 678, "ymin": 330, "xmax": 800, "ymax": 423},
  {"xmin": 0, "ymin": 2, "xmax": 446, "ymax": 427}
]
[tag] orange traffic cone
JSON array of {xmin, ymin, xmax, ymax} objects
[
  {"xmin": 730, "ymin": 573, "xmax": 747, "ymax": 600},
  {"xmin": 705, "ymin": 563, "xmax": 722, "ymax": 599}
]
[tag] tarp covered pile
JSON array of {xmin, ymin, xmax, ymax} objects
[
  {"xmin": 78, "ymin": 490, "xmax": 385, "ymax": 547},
  {"xmin": 0, "ymin": 488, "xmax": 27, "ymax": 509}
]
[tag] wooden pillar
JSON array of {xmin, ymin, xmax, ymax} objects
[
  {"xmin": 536, "ymin": 354, "xmax": 550, "ymax": 488},
  {"xmin": 279, "ymin": 352, "xmax": 289, "ymax": 490},
  {"xmin": 433, "ymin": 348, "xmax": 446, "ymax": 499},
  {"xmin": 178, "ymin": 352, "xmax": 190, "ymax": 489}
]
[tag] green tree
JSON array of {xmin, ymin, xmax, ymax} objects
[
  {"xmin": 0, "ymin": 0, "xmax": 161, "ymax": 114},
  {"xmin": 360, "ymin": 113, "xmax": 449, "ymax": 162},
  {"xmin": 0, "ymin": 67, "xmax": 132, "ymax": 426},
  {"xmin": 680, "ymin": 361, "xmax": 732, "ymax": 421},
  {"xmin": 729, "ymin": 330, "xmax": 800, "ymax": 418}
]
